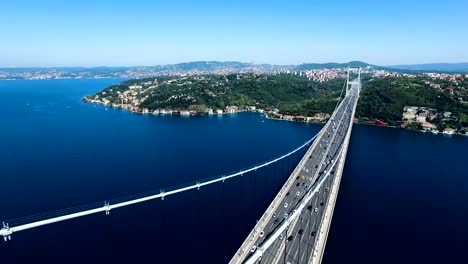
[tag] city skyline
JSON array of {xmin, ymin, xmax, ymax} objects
[{"xmin": 1, "ymin": 0, "xmax": 467, "ymax": 67}]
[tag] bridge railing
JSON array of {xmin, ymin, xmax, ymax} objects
[
  {"xmin": 230, "ymin": 84, "xmax": 352, "ymax": 263},
  {"xmin": 244, "ymin": 143, "xmax": 345, "ymax": 264},
  {"xmin": 235, "ymin": 79, "xmax": 360, "ymax": 264}
]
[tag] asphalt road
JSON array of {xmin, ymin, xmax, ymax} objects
[{"xmin": 236, "ymin": 82, "xmax": 359, "ymax": 264}]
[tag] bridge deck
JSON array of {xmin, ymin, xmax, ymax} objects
[{"xmin": 230, "ymin": 78, "xmax": 360, "ymax": 264}]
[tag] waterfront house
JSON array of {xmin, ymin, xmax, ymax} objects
[
  {"xmin": 180, "ymin": 110, "xmax": 190, "ymax": 116},
  {"xmin": 443, "ymin": 128, "xmax": 456, "ymax": 135}
]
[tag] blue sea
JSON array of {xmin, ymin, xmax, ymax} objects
[{"xmin": 0, "ymin": 79, "xmax": 467, "ymax": 263}]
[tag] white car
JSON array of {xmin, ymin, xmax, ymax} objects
[{"xmin": 251, "ymin": 245, "xmax": 257, "ymax": 252}]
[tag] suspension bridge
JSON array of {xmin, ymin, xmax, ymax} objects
[
  {"xmin": 231, "ymin": 68, "xmax": 361, "ymax": 264},
  {"xmin": 1, "ymin": 68, "xmax": 361, "ymax": 264}
]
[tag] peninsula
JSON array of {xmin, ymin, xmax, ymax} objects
[{"xmin": 84, "ymin": 68, "xmax": 468, "ymax": 135}]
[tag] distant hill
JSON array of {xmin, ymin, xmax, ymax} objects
[
  {"xmin": 0, "ymin": 61, "xmax": 284, "ymax": 74},
  {"xmin": 0, "ymin": 61, "xmax": 371, "ymax": 73},
  {"xmin": 294, "ymin": 61, "xmax": 371, "ymax": 70},
  {"xmin": 388, "ymin": 63, "xmax": 468, "ymax": 73},
  {"xmin": 4, "ymin": 60, "xmax": 467, "ymax": 80}
]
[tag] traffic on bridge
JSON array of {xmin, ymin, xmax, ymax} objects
[{"xmin": 231, "ymin": 68, "xmax": 361, "ymax": 264}]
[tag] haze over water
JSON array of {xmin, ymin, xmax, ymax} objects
[{"xmin": 0, "ymin": 79, "xmax": 467, "ymax": 263}]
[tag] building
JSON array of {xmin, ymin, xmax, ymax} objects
[
  {"xmin": 443, "ymin": 128, "xmax": 456, "ymax": 135},
  {"xmin": 402, "ymin": 106, "xmax": 418, "ymax": 122},
  {"xmin": 416, "ymin": 113, "xmax": 427, "ymax": 123},
  {"xmin": 421, "ymin": 122, "xmax": 436, "ymax": 131},
  {"xmin": 225, "ymin": 106, "xmax": 239, "ymax": 114}
]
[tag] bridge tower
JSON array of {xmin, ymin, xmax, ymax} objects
[
  {"xmin": 346, "ymin": 67, "xmax": 362, "ymax": 95},
  {"xmin": 346, "ymin": 67, "xmax": 350, "ymax": 96}
]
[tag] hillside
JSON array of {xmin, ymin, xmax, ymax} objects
[
  {"xmin": 85, "ymin": 72, "xmax": 468, "ymax": 132},
  {"xmin": 357, "ymin": 76, "xmax": 468, "ymax": 130},
  {"xmin": 85, "ymin": 73, "xmax": 345, "ymax": 117}
]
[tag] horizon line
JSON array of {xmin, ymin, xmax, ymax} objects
[{"xmin": 2, "ymin": 60, "xmax": 468, "ymax": 69}]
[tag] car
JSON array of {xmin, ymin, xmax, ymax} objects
[
  {"xmin": 250, "ymin": 245, "xmax": 257, "ymax": 252},
  {"xmin": 287, "ymin": 235, "xmax": 294, "ymax": 241},
  {"xmin": 279, "ymin": 233, "xmax": 284, "ymax": 240},
  {"xmin": 284, "ymin": 202, "xmax": 288, "ymax": 208},
  {"xmin": 307, "ymin": 205, "xmax": 312, "ymax": 210},
  {"xmin": 314, "ymin": 207, "xmax": 318, "ymax": 212},
  {"xmin": 320, "ymin": 201, "xmax": 324, "ymax": 206},
  {"xmin": 325, "ymin": 187, "xmax": 330, "ymax": 192},
  {"xmin": 298, "ymin": 229, "xmax": 304, "ymax": 235},
  {"xmin": 284, "ymin": 213, "xmax": 288, "ymax": 218},
  {"xmin": 296, "ymin": 191, "xmax": 300, "ymax": 196},
  {"xmin": 272, "ymin": 213, "xmax": 277, "ymax": 218},
  {"xmin": 259, "ymin": 231, "xmax": 265, "ymax": 237}
]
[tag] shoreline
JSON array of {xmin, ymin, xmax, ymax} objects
[
  {"xmin": 82, "ymin": 97, "xmax": 329, "ymax": 124},
  {"xmin": 84, "ymin": 99, "xmax": 468, "ymax": 137},
  {"xmin": 356, "ymin": 122, "xmax": 468, "ymax": 137}
]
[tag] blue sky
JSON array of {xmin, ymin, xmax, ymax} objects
[{"xmin": 1, "ymin": 0, "xmax": 467, "ymax": 67}]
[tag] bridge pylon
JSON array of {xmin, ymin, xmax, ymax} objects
[
  {"xmin": 346, "ymin": 67, "xmax": 362, "ymax": 95},
  {"xmin": 1, "ymin": 222, "xmax": 12, "ymax": 241}
]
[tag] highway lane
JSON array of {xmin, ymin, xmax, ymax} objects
[
  {"xmin": 236, "ymin": 82, "xmax": 359, "ymax": 264},
  {"xmin": 266, "ymin": 91, "xmax": 355, "ymax": 264}
]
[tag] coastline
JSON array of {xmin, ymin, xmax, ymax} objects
[
  {"xmin": 83, "ymin": 98, "xmax": 468, "ymax": 137},
  {"xmin": 82, "ymin": 97, "xmax": 329, "ymax": 124},
  {"xmin": 355, "ymin": 122, "xmax": 468, "ymax": 137}
]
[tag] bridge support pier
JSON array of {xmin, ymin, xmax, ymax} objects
[
  {"xmin": 104, "ymin": 202, "xmax": 110, "ymax": 215},
  {"xmin": 1, "ymin": 222, "xmax": 12, "ymax": 242}
]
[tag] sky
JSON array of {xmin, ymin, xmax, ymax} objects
[{"xmin": 1, "ymin": 0, "xmax": 467, "ymax": 67}]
